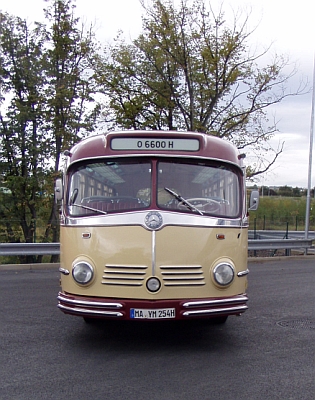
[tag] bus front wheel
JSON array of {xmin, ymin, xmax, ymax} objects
[
  {"xmin": 83, "ymin": 317, "xmax": 98, "ymax": 324},
  {"xmin": 212, "ymin": 316, "xmax": 228, "ymax": 324}
]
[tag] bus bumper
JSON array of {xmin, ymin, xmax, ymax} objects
[{"xmin": 57, "ymin": 292, "xmax": 248, "ymax": 321}]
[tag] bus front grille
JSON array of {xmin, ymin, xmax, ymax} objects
[
  {"xmin": 102, "ymin": 264, "xmax": 148, "ymax": 286},
  {"xmin": 160, "ymin": 265, "xmax": 205, "ymax": 287}
]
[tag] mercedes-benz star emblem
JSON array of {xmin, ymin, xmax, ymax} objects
[{"xmin": 144, "ymin": 211, "xmax": 163, "ymax": 230}]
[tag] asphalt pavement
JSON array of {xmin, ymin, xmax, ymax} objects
[{"xmin": 0, "ymin": 257, "xmax": 314, "ymax": 400}]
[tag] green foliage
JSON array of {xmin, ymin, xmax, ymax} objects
[
  {"xmin": 0, "ymin": 0, "xmax": 307, "ymax": 264},
  {"xmin": 94, "ymin": 0, "xmax": 298, "ymax": 175},
  {"xmin": 249, "ymin": 197, "xmax": 315, "ymax": 230},
  {"xmin": 277, "ymin": 185, "xmax": 303, "ymax": 197},
  {"xmin": 43, "ymin": 0, "xmax": 99, "ymax": 165},
  {"xmin": 0, "ymin": 0, "xmax": 99, "ymax": 262}
]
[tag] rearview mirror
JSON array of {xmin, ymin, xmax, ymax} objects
[
  {"xmin": 249, "ymin": 190, "xmax": 259, "ymax": 211},
  {"xmin": 55, "ymin": 178, "xmax": 63, "ymax": 202}
]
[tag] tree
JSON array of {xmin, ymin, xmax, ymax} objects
[
  {"xmin": 42, "ymin": 0, "xmax": 99, "ymax": 256},
  {"xmin": 278, "ymin": 185, "xmax": 293, "ymax": 197},
  {"xmin": 0, "ymin": 0, "xmax": 99, "ymax": 261},
  {"xmin": 93, "ymin": 0, "xmax": 303, "ymax": 177},
  {"xmin": 43, "ymin": 0, "xmax": 99, "ymax": 169},
  {"xmin": 0, "ymin": 13, "xmax": 48, "ymax": 261}
]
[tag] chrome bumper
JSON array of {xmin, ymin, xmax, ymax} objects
[
  {"xmin": 57, "ymin": 293, "xmax": 124, "ymax": 318},
  {"xmin": 57, "ymin": 292, "xmax": 248, "ymax": 320},
  {"xmin": 182, "ymin": 295, "xmax": 248, "ymax": 317}
]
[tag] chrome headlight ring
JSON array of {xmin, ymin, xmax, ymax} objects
[
  {"xmin": 213, "ymin": 262, "xmax": 235, "ymax": 286},
  {"xmin": 72, "ymin": 261, "xmax": 94, "ymax": 285}
]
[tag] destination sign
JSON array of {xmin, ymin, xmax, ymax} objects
[{"xmin": 111, "ymin": 138, "xmax": 200, "ymax": 151}]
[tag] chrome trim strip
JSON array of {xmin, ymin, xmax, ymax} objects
[
  {"xmin": 63, "ymin": 210, "xmax": 244, "ymax": 229},
  {"xmin": 152, "ymin": 230, "xmax": 156, "ymax": 275},
  {"xmin": 183, "ymin": 294, "xmax": 248, "ymax": 308},
  {"xmin": 102, "ymin": 281, "xmax": 143, "ymax": 287},
  {"xmin": 164, "ymin": 282, "xmax": 205, "ymax": 287},
  {"xmin": 182, "ymin": 304, "xmax": 248, "ymax": 317},
  {"xmin": 59, "ymin": 268, "xmax": 70, "ymax": 275},
  {"xmin": 57, "ymin": 304, "xmax": 124, "ymax": 318},
  {"xmin": 57, "ymin": 294, "xmax": 123, "ymax": 309},
  {"xmin": 237, "ymin": 269, "xmax": 249, "ymax": 277}
]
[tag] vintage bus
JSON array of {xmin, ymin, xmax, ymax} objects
[{"xmin": 55, "ymin": 130, "xmax": 259, "ymax": 323}]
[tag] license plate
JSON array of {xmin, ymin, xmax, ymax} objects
[{"xmin": 130, "ymin": 308, "xmax": 176, "ymax": 319}]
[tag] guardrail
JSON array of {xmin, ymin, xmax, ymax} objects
[
  {"xmin": 248, "ymin": 238, "xmax": 313, "ymax": 251},
  {"xmin": 0, "ymin": 237, "xmax": 314, "ymax": 257},
  {"xmin": 249, "ymin": 230, "xmax": 315, "ymax": 240},
  {"xmin": 0, "ymin": 243, "xmax": 60, "ymax": 256}
]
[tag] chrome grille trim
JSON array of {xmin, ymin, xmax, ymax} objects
[
  {"xmin": 160, "ymin": 265, "xmax": 205, "ymax": 287},
  {"xmin": 102, "ymin": 264, "xmax": 148, "ymax": 286},
  {"xmin": 63, "ymin": 210, "xmax": 244, "ymax": 228},
  {"xmin": 102, "ymin": 282, "xmax": 143, "ymax": 287}
]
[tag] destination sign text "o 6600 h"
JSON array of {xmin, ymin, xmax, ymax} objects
[{"xmin": 111, "ymin": 138, "xmax": 200, "ymax": 151}]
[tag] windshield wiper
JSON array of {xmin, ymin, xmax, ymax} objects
[
  {"xmin": 164, "ymin": 187, "xmax": 203, "ymax": 215},
  {"xmin": 70, "ymin": 203, "xmax": 108, "ymax": 215},
  {"xmin": 68, "ymin": 188, "xmax": 107, "ymax": 215}
]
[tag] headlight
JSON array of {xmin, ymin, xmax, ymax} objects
[
  {"xmin": 146, "ymin": 277, "xmax": 161, "ymax": 293},
  {"xmin": 213, "ymin": 263, "xmax": 234, "ymax": 286},
  {"xmin": 72, "ymin": 261, "xmax": 94, "ymax": 285}
]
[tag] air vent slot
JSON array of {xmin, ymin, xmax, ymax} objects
[
  {"xmin": 102, "ymin": 264, "xmax": 148, "ymax": 287},
  {"xmin": 160, "ymin": 265, "xmax": 205, "ymax": 287}
]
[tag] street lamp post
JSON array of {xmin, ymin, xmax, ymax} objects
[{"xmin": 305, "ymin": 53, "xmax": 315, "ymax": 239}]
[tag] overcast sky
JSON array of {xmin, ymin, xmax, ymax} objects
[{"xmin": 1, "ymin": 0, "xmax": 315, "ymax": 188}]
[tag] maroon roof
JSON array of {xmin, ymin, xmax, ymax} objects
[{"xmin": 68, "ymin": 130, "xmax": 242, "ymax": 167}]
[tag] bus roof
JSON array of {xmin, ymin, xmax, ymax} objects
[{"xmin": 67, "ymin": 131, "xmax": 243, "ymax": 167}]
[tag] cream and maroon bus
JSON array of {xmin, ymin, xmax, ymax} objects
[{"xmin": 55, "ymin": 130, "xmax": 258, "ymax": 323}]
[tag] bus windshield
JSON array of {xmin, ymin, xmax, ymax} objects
[
  {"xmin": 67, "ymin": 160, "xmax": 151, "ymax": 216},
  {"xmin": 157, "ymin": 160, "xmax": 240, "ymax": 217},
  {"xmin": 67, "ymin": 158, "xmax": 240, "ymax": 218}
]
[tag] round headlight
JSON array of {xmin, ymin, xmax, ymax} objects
[
  {"xmin": 146, "ymin": 277, "xmax": 161, "ymax": 293},
  {"xmin": 72, "ymin": 261, "xmax": 94, "ymax": 285},
  {"xmin": 213, "ymin": 263, "xmax": 234, "ymax": 286}
]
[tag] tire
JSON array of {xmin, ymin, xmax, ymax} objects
[
  {"xmin": 83, "ymin": 317, "xmax": 98, "ymax": 324},
  {"xmin": 212, "ymin": 316, "xmax": 228, "ymax": 324}
]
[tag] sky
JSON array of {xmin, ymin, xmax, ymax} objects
[{"xmin": 1, "ymin": 0, "xmax": 315, "ymax": 188}]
